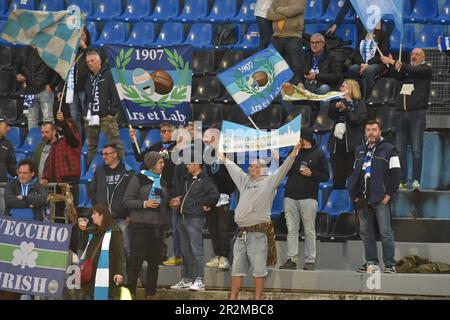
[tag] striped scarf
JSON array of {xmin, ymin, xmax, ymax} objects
[
  {"xmin": 142, "ymin": 170, "xmax": 162, "ymax": 204},
  {"xmin": 85, "ymin": 230, "xmax": 112, "ymax": 300},
  {"xmin": 360, "ymin": 38, "xmax": 376, "ymax": 64},
  {"xmin": 362, "ymin": 137, "xmax": 383, "ymax": 196}
]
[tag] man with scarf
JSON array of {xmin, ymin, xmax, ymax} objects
[
  {"xmin": 347, "ymin": 120, "xmax": 401, "ymax": 274},
  {"xmin": 84, "ymin": 50, "xmax": 124, "ymax": 165},
  {"xmin": 123, "ymin": 152, "xmax": 171, "ymax": 300}
]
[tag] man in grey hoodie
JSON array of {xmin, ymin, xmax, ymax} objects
[{"xmin": 221, "ymin": 143, "xmax": 301, "ymax": 300}]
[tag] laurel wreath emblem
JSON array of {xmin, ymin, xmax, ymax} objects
[
  {"xmin": 114, "ymin": 48, "xmax": 190, "ymax": 109},
  {"xmin": 232, "ymin": 58, "xmax": 275, "ymax": 99}
]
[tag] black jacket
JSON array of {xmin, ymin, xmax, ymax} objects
[
  {"xmin": 203, "ymin": 147, "xmax": 235, "ymax": 195},
  {"xmin": 123, "ymin": 173, "xmax": 171, "ymax": 226},
  {"xmin": 327, "ymin": 99, "xmax": 367, "ymax": 153},
  {"xmin": 0, "ymin": 137, "xmax": 16, "ymax": 182},
  {"xmin": 74, "ymin": 48, "xmax": 90, "ymax": 92},
  {"xmin": 285, "ymin": 144, "xmax": 329, "ymax": 201},
  {"xmin": 393, "ymin": 62, "xmax": 432, "ymax": 112},
  {"xmin": 14, "ymin": 46, "xmax": 61, "ymax": 95},
  {"xmin": 347, "ymin": 139, "xmax": 401, "ymax": 205},
  {"xmin": 294, "ymin": 48, "xmax": 342, "ymax": 90},
  {"xmin": 4, "ymin": 179, "xmax": 48, "ymax": 221},
  {"xmin": 353, "ymin": 29, "xmax": 390, "ymax": 66},
  {"xmin": 179, "ymin": 171, "xmax": 219, "ymax": 219},
  {"xmin": 84, "ymin": 67, "xmax": 121, "ymax": 118},
  {"xmin": 89, "ymin": 161, "xmax": 134, "ymax": 219}
]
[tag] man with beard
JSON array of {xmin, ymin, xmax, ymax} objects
[{"xmin": 34, "ymin": 122, "xmax": 57, "ymax": 180}]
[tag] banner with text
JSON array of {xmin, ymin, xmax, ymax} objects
[
  {"xmin": 0, "ymin": 217, "xmax": 72, "ymax": 298},
  {"xmin": 219, "ymin": 115, "xmax": 302, "ymax": 153},
  {"xmin": 105, "ymin": 45, "xmax": 193, "ymax": 126}
]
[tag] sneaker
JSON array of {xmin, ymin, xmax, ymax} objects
[
  {"xmin": 412, "ymin": 180, "xmax": 421, "ymax": 191},
  {"xmin": 399, "ymin": 183, "xmax": 408, "ymax": 191},
  {"xmin": 218, "ymin": 256, "xmax": 230, "ymax": 270},
  {"xmin": 303, "ymin": 262, "xmax": 315, "ymax": 271},
  {"xmin": 170, "ymin": 279, "xmax": 193, "ymax": 290},
  {"xmin": 384, "ymin": 266, "xmax": 397, "ymax": 274},
  {"xmin": 189, "ymin": 278, "xmax": 205, "ymax": 291},
  {"xmin": 205, "ymin": 256, "xmax": 220, "ymax": 268},
  {"xmin": 279, "ymin": 259, "xmax": 297, "ymax": 270},
  {"xmin": 163, "ymin": 256, "xmax": 183, "ymax": 266},
  {"xmin": 356, "ymin": 262, "xmax": 379, "ymax": 273}
]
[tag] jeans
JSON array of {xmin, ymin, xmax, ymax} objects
[
  {"xmin": 171, "ymin": 209, "xmax": 182, "ymax": 257},
  {"xmin": 330, "ymin": 142, "xmax": 355, "ymax": 189},
  {"xmin": 272, "ymin": 37, "xmax": 304, "ymax": 73},
  {"xmin": 347, "ymin": 63, "xmax": 385, "ymax": 98},
  {"xmin": 232, "ymin": 231, "xmax": 268, "ymax": 277},
  {"xmin": 114, "ymin": 218, "xmax": 129, "ymax": 283},
  {"xmin": 256, "ymin": 16, "xmax": 273, "ymax": 50},
  {"xmin": 177, "ymin": 216, "xmax": 205, "ymax": 281},
  {"xmin": 0, "ymin": 187, "xmax": 4, "ymax": 215},
  {"xmin": 395, "ymin": 110, "xmax": 426, "ymax": 183},
  {"xmin": 284, "ymin": 198, "xmax": 318, "ymax": 264},
  {"xmin": 69, "ymin": 91, "xmax": 86, "ymax": 133},
  {"xmin": 28, "ymin": 90, "xmax": 54, "ymax": 129},
  {"xmin": 358, "ymin": 201, "xmax": 396, "ymax": 267}
]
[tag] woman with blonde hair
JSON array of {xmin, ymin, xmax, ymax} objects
[{"xmin": 327, "ymin": 79, "xmax": 367, "ymax": 189}]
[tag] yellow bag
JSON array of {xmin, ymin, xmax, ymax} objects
[{"xmin": 120, "ymin": 286, "xmax": 132, "ymax": 300}]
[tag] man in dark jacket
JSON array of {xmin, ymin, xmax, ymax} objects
[
  {"xmin": 14, "ymin": 46, "xmax": 60, "ymax": 129},
  {"xmin": 84, "ymin": 50, "xmax": 124, "ymax": 164},
  {"xmin": 348, "ymin": 120, "xmax": 401, "ymax": 274},
  {"xmin": 123, "ymin": 152, "xmax": 171, "ymax": 300},
  {"xmin": 280, "ymin": 128, "xmax": 329, "ymax": 270},
  {"xmin": 170, "ymin": 153, "xmax": 219, "ymax": 292},
  {"xmin": 382, "ymin": 48, "xmax": 432, "ymax": 191},
  {"xmin": 0, "ymin": 116, "xmax": 16, "ymax": 215},
  {"xmin": 5, "ymin": 159, "xmax": 47, "ymax": 221}
]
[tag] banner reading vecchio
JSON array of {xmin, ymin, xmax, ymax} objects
[{"xmin": 0, "ymin": 217, "xmax": 72, "ymax": 298}]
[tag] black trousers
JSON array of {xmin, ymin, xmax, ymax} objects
[
  {"xmin": 206, "ymin": 204, "xmax": 231, "ymax": 258},
  {"xmin": 330, "ymin": 142, "xmax": 355, "ymax": 190},
  {"xmin": 127, "ymin": 224, "xmax": 164, "ymax": 296}
]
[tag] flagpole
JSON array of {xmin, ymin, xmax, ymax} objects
[
  {"xmin": 247, "ymin": 116, "xmax": 260, "ymax": 130},
  {"xmin": 128, "ymin": 124, "xmax": 141, "ymax": 154},
  {"xmin": 367, "ymin": 32, "xmax": 389, "ymax": 68},
  {"xmin": 58, "ymin": 53, "xmax": 85, "ymax": 113}
]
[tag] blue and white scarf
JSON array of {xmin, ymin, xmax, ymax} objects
[
  {"xmin": 142, "ymin": 170, "xmax": 162, "ymax": 204},
  {"xmin": 310, "ymin": 54, "xmax": 321, "ymax": 74},
  {"xmin": 438, "ymin": 36, "xmax": 450, "ymax": 52},
  {"xmin": 360, "ymin": 38, "xmax": 376, "ymax": 64},
  {"xmin": 362, "ymin": 137, "xmax": 383, "ymax": 196},
  {"xmin": 23, "ymin": 95, "xmax": 35, "ymax": 108},
  {"xmin": 65, "ymin": 66, "xmax": 75, "ymax": 104},
  {"xmin": 82, "ymin": 230, "xmax": 112, "ymax": 300}
]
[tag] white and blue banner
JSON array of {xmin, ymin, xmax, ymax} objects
[
  {"xmin": 438, "ymin": 36, "xmax": 450, "ymax": 52},
  {"xmin": 0, "ymin": 217, "xmax": 72, "ymax": 298},
  {"xmin": 105, "ymin": 45, "xmax": 193, "ymax": 126},
  {"xmin": 219, "ymin": 115, "xmax": 302, "ymax": 153},
  {"xmin": 349, "ymin": 0, "xmax": 404, "ymax": 35},
  {"xmin": 217, "ymin": 46, "xmax": 293, "ymax": 116}
]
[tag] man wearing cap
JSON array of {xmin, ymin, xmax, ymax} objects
[
  {"xmin": 280, "ymin": 128, "xmax": 329, "ymax": 271},
  {"xmin": 220, "ymin": 143, "xmax": 301, "ymax": 300},
  {"xmin": 123, "ymin": 151, "xmax": 171, "ymax": 300},
  {"xmin": 0, "ymin": 116, "xmax": 17, "ymax": 215}
]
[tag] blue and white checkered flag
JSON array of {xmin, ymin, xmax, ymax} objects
[{"xmin": 1, "ymin": 7, "xmax": 85, "ymax": 81}]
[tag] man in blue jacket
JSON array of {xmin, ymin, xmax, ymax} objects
[{"xmin": 347, "ymin": 120, "xmax": 401, "ymax": 274}]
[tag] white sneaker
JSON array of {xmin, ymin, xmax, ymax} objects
[
  {"xmin": 189, "ymin": 278, "xmax": 205, "ymax": 291},
  {"xmin": 170, "ymin": 279, "xmax": 193, "ymax": 290},
  {"xmin": 412, "ymin": 180, "xmax": 421, "ymax": 191},
  {"xmin": 399, "ymin": 183, "xmax": 408, "ymax": 191},
  {"xmin": 218, "ymin": 256, "xmax": 230, "ymax": 270},
  {"xmin": 205, "ymin": 256, "xmax": 220, "ymax": 268}
]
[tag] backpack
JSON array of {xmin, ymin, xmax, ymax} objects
[{"xmin": 214, "ymin": 24, "xmax": 237, "ymax": 46}]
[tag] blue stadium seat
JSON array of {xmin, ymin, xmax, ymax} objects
[
  {"xmin": 431, "ymin": 0, "xmax": 450, "ymax": 24},
  {"xmin": 92, "ymin": 21, "xmax": 127, "ymax": 46},
  {"xmin": 304, "ymin": 23, "xmax": 328, "ymax": 36},
  {"xmin": 79, "ymin": 154, "xmax": 103, "ymax": 183},
  {"xmin": 6, "ymin": 126, "xmax": 21, "ymax": 149},
  {"xmin": 0, "ymin": 0, "xmax": 35, "ymax": 19},
  {"xmin": 406, "ymin": 0, "xmax": 439, "ymax": 23},
  {"xmin": 184, "ymin": 23, "xmax": 214, "ymax": 49},
  {"xmin": 320, "ymin": 189, "xmax": 354, "ymax": 217},
  {"xmin": 415, "ymin": 25, "xmax": 444, "ymax": 49},
  {"xmin": 88, "ymin": 0, "xmax": 122, "ymax": 21},
  {"xmin": 152, "ymin": 22, "xmax": 185, "ymax": 47},
  {"xmin": 78, "ymin": 184, "xmax": 92, "ymax": 208},
  {"xmin": 124, "ymin": 22, "xmax": 156, "ymax": 47},
  {"xmin": 125, "ymin": 155, "xmax": 142, "ymax": 172},
  {"xmin": 120, "ymin": 128, "xmax": 142, "ymax": 155},
  {"xmin": 390, "ymin": 24, "xmax": 416, "ymax": 52},
  {"xmin": 141, "ymin": 129, "xmax": 161, "ymax": 150},
  {"xmin": 95, "ymin": 131, "xmax": 109, "ymax": 154},
  {"xmin": 85, "ymin": 21, "xmax": 98, "ymax": 42},
  {"xmin": 304, "ymin": 0, "xmax": 325, "ymax": 23},
  {"xmin": 334, "ymin": 23, "xmax": 357, "ymax": 49},
  {"xmin": 38, "ymin": 0, "xmax": 64, "ymax": 12},
  {"xmin": 328, "ymin": 212, "xmax": 358, "ymax": 240},
  {"xmin": 0, "ymin": 0, "xmax": 7, "ymax": 18},
  {"xmin": 319, "ymin": 0, "xmax": 354, "ymax": 23},
  {"xmin": 230, "ymin": 0, "xmax": 256, "ymax": 23},
  {"xmin": 420, "ymin": 132, "xmax": 442, "ymax": 190},
  {"xmin": 7, "ymin": 152, "xmax": 25, "ymax": 181},
  {"xmin": 317, "ymin": 132, "xmax": 330, "ymax": 160},
  {"xmin": 80, "ymin": 154, "xmax": 87, "ymax": 176},
  {"xmin": 201, "ymin": 0, "xmax": 238, "ymax": 23},
  {"xmin": 66, "ymin": 0, "xmax": 94, "ymax": 16},
  {"xmin": 271, "ymin": 187, "xmax": 285, "ymax": 218},
  {"xmin": 144, "ymin": 0, "xmax": 180, "ymax": 22},
  {"xmin": 174, "ymin": 0, "xmax": 209, "ymax": 22},
  {"xmin": 15, "ymin": 128, "xmax": 41, "ymax": 156},
  {"xmin": 234, "ymin": 23, "xmax": 259, "ymax": 51},
  {"xmin": 114, "ymin": 0, "xmax": 152, "ymax": 22}
]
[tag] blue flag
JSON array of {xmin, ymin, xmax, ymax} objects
[
  {"xmin": 104, "ymin": 45, "xmax": 193, "ymax": 126},
  {"xmin": 349, "ymin": 0, "xmax": 404, "ymax": 36},
  {"xmin": 217, "ymin": 46, "xmax": 293, "ymax": 117}
]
